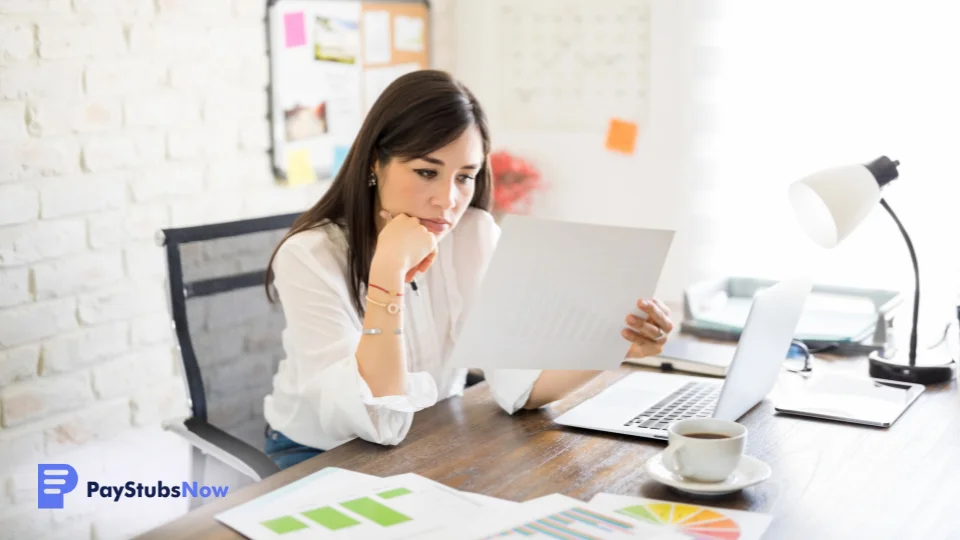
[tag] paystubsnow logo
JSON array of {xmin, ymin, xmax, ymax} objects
[
  {"xmin": 38, "ymin": 464, "xmax": 79, "ymax": 509},
  {"xmin": 38, "ymin": 464, "xmax": 229, "ymax": 509}
]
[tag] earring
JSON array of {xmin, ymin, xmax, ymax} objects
[{"xmin": 368, "ymin": 172, "xmax": 377, "ymax": 187}]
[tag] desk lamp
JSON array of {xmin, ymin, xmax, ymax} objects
[{"xmin": 787, "ymin": 156, "xmax": 957, "ymax": 384}]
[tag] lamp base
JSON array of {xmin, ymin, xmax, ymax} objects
[{"xmin": 868, "ymin": 349, "xmax": 957, "ymax": 385}]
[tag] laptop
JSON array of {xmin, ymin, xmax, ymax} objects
[{"xmin": 554, "ymin": 278, "xmax": 812, "ymax": 440}]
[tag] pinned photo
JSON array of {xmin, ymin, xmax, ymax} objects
[
  {"xmin": 284, "ymin": 101, "xmax": 327, "ymax": 141},
  {"xmin": 314, "ymin": 16, "xmax": 360, "ymax": 64}
]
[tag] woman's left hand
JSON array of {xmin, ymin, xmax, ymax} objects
[{"xmin": 623, "ymin": 298, "xmax": 674, "ymax": 358}]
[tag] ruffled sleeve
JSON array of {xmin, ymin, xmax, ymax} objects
[{"xmin": 267, "ymin": 237, "xmax": 438, "ymax": 447}]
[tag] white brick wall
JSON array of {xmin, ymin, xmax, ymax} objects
[
  {"xmin": 0, "ymin": 0, "xmax": 457, "ymax": 537},
  {"xmin": 38, "ymin": 172, "xmax": 127, "ymax": 218},
  {"xmin": 84, "ymin": 60, "xmax": 166, "ymax": 97},
  {"xmin": 27, "ymin": 98, "xmax": 124, "ymax": 136},
  {"xmin": 0, "ymin": 343, "xmax": 38, "ymax": 385},
  {"xmin": 0, "ymin": 1, "xmax": 72, "ymax": 15},
  {"xmin": 0, "ymin": 101, "xmax": 28, "ymax": 139},
  {"xmin": 33, "ymin": 251, "xmax": 126, "ymax": 299},
  {"xmin": 0, "ymin": 19, "xmax": 34, "ymax": 61},
  {"xmin": 0, "ymin": 62, "xmax": 85, "ymax": 100},
  {"xmin": 0, "ymin": 371, "xmax": 95, "ymax": 427},
  {"xmin": 40, "ymin": 322, "xmax": 129, "ymax": 374},
  {"xmin": 0, "ymin": 183, "xmax": 38, "ymax": 226},
  {"xmin": 36, "ymin": 19, "xmax": 126, "ymax": 60},
  {"xmin": 0, "ymin": 137, "xmax": 82, "ymax": 181}
]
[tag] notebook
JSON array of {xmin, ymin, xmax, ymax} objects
[
  {"xmin": 773, "ymin": 371, "xmax": 925, "ymax": 427},
  {"xmin": 624, "ymin": 336, "xmax": 737, "ymax": 377}
]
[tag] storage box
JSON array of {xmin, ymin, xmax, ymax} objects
[{"xmin": 680, "ymin": 276, "xmax": 902, "ymax": 356}]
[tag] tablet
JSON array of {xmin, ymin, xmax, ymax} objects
[{"xmin": 773, "ymin": 371, "xmax": 925, "ymax": 427}]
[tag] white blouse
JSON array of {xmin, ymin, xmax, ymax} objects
[{"xmin": 263, "ymin": 207, "xmax": 543, "ymax": 451}]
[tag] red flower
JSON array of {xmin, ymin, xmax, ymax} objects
[{"xmin": 489, "ymin": 150, "xmax": 545, "ymax": 215}]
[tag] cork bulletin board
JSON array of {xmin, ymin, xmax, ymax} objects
[{"xmin": 267, "ymin": 0, "xmax": 430, "ymax": 185}]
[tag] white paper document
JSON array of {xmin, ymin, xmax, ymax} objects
[
  {"xmin": 216, "ymin": 470, "xmax": 490, "ymax": 539},
  {"xmin": 212, "ymin": 467, "xmax": 773, "ymax": 540},
  {"xmin": 451, "ymin": 215, "xmax": 675, "ymax": 371},
  {"xmin": 416, "ymin": 493, "xmax": 685, "ymax": 539},
  {"xmin": 457, "ymin": 490, "xmax": 521, "ymax": 510}
]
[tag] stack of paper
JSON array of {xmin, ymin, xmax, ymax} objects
[{"xmin": 215, "ymin": 468, "xmax": 772, "ymax": 539}]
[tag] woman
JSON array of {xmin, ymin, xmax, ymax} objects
[{"xmin": 262, "ymin": 70, "xmax": 674, "ymax": 470}]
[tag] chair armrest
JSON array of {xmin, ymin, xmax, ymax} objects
[{"xmin": 164, "ymin": 417, "xmax": 280, "ymax": 481}]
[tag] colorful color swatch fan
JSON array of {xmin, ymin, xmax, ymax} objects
[{"xmin": 616, "ymin": 502, "xmax": 741, "ymax": 539}]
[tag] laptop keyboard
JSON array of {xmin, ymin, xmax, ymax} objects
[{"xmin": 623, "ymin": 381, "xmax": 721, "ymax": 431}]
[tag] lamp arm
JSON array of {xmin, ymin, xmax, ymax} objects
[{"xmin": 879, "ymin": 198, "xmax": 919, "ymax": 365}]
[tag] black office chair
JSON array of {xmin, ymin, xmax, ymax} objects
[{"xmin": 157, "ymin": 212, "xmax": 301, "ymax": 482}]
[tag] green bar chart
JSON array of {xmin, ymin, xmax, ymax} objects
[
  {"xmin": 261, "ymin": 516, "xmax": 309, "ymax": 535},
  {"xmin": 257, "ymin": 487, "xmax": 415, "ymax": 535},
  {"xmin": 341, "ymin": 497, "xmax": 412, "ymax": 526},
  {"xmin": 378, "ymin": 488, "xmax": 412, "ymax": 499},
  {"xmin": 301, "ymin": 507, "xmax": 360, "ymax": 531}
]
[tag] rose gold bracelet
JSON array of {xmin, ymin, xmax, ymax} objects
[{"xmin": 365, "ymin": 295, "xmax": 402, "ymax": 315}]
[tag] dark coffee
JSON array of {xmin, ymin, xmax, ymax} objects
[{"xmin": 685, "ymin": 432, "xmax": 729, "ymax": 440}]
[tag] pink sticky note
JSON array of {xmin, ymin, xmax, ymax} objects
[{"xmin": 284, "ymin": 12, "xmax": 306, "ymax": 48}]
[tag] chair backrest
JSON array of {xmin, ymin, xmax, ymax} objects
[{"xmin": 158, "ymin": 213, "xmax": 299, "ymax": 450}]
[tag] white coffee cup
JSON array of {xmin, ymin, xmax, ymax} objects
[{"xmin": 662, "ymin": 418, "xmax": 746, "ymax": 483}]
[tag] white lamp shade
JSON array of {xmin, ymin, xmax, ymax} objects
[{"xmin": 788, "ymin": 164, "xmax": 882, "ymax": 249}]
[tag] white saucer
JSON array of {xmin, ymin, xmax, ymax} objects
[{"xmin": 644, "ymin": 452, "xmax": 772, "ymax": 496}]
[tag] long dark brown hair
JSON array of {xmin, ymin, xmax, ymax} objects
[{"xmin": 265, "ymin": 70, "xmax": 493, "ymax": 316}]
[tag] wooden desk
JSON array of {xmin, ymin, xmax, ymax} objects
[{"xmin": 139, "ymin": 355, "xmax": 959, "ymax": 540}]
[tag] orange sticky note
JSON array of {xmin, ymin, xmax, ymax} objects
[{"xmin": 605, "ymin": 118, "xmax": 638, "ymax": 154}]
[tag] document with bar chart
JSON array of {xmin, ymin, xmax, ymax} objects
[
  {"xmin": 589, "ymin": 494, "xmax": 773, "ymax": 540},
  {"xmin": 216, "ymin": 470, "xmax": 487, "ymax": 539},
  {"xmin": 415, "ymin": 494, "xmax": 689, "ymax": 539}
]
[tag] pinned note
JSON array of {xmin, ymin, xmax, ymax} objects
[
  {"xmin": 331, "ymin": 145, "xmax": 350, "ymax": 177},
  {"xmin": 284, "ymin": 12, "xmax": 307, "ymax": 48},
  {"xmin": 604, "ymin": 118, "xmax": 638, "ymax": 155},
  {"xmin": 286, "ymin": 148, "xmax": 317, "ymax": 186},
  {"xmin": 393, "ymin": 15, "xmax": 424, "ymax": 52},
  {"xmin": 363, "ymin": 11, "xmax": 391, "ymax": 64}
]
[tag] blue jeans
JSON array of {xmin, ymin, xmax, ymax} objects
[{"xmin": 264, "ymin": 426, "xmax": 324, "ymax": 470}]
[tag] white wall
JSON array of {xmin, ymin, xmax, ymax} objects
[
  {"xmin": 455, "ymin": 0, "xmax": 704, "ymax": 304},
  {"xmin": 686, "ymin": 0, "xmax": 960, "ymax": 341},
  {"xmin": 0, "ymin": 0, "xmax": 455, "ymax": 537}
]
